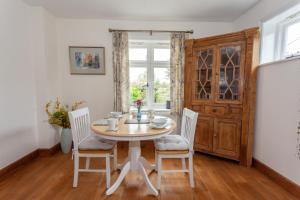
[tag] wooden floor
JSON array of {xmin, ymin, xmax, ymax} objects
[{"xmin": 0, "ymin": 145, "xmax": 298, "ymax": 200}]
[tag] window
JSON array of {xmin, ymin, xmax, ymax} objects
[
  {"xmin": 282, "ymin": 19, "xmax": 300, "ymax": 58},
  {"xmin": 261, "ymin": 3, "xmax": 300, "ymax": 64},
  {"xmin": 129, "ymin": 40, "xmax": 170, "ymax": 110}
]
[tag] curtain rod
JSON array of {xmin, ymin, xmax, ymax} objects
[{"xmin": 108, "ymin": 28, "xmax": 193, "ymax": 34}]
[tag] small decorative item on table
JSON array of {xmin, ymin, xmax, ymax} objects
[
  {"xmin": 147, "ymin": 109, "xmax": 155, "ymax": 122},
  {"xmin": 131, "ymin": 110, "xmax": 136, "ymax": 119},
  {"xmin": 134, "ymin": 99, "xmax": 144, "ymax": 123},
  {"xmin": 45, "ymin": 98, "xmax": 84, "ymax": 154}
]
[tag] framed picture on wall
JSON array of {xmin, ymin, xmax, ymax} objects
[{"xmin": 69, "ymin": 46, "xmax": 105, "ymax": 75}]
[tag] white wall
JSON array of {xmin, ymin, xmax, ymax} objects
[
  {"xmin": 234, "ymin": 0, "xmax": 300, "ymax": 30},
  {"xmin": 255, "ymin": 59, "xmax": 300, "ymax": 185},
  {"xmin": 33, "ymin": 8, "xmax": 61, "ymax": 149},
  {"xmin": 234, "ymin": 0, "xmax": 300, "ymax": 185},
  {"xmin": 57, "ymin": 19, "xmax": 233, "ymax": 121},
  {"xmin": 0, "ymin": 0, "xmax": 38, "ymax": 168},
  {"xmin": 0, "ymin": 0, "xmax": 62, "ymax": 168}
]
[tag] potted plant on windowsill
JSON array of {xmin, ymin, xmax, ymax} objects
[{"xmin": 45, "ymin": 98, "xmax": 84, "ymax": 154}]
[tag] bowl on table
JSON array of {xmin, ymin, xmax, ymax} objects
[
  {"xmin": 110, "ymin": 112, "xmax": 122, "ymax": 118},
  {"xmin": 152, "ymin": 118, "xmax": 168, "ymax": 126}
]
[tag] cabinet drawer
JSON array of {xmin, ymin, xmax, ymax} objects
[
  {"xmin": 192, "ymin": 105, "xmax": 204, "ymax": 112},
  {"xmin": 230, "ymin": 107, "xmax": 242, "ymax": 115},
  {"xmin": 204, "ymin": 106, "xmax": 226, "ymax": 115},
  {"xmin": 191, "ymin": 105, "xmax": 242, "ymax": 118}
]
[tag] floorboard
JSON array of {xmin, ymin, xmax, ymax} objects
[{"xmin": 0, "ymin": 145, "xmax": 298, "ymax": 200}]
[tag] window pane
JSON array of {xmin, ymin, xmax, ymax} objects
[
  {"xmin": 285, "ymin": 21, "xmax": 300, "ymax": 56},
  {"xmin": 129, "ymin": 67, "xmax": 148, "ymax": 105},
  {"xmin": 129, "ymin": 48, "xmax": 147, "ymax": 61},
  {"xmin": 154, "ymin": 48, "xmax": 170, "ymax": 61},
  {"xmin": 154, "ymin": 68, "xmax": 170, "ymax": 104}
]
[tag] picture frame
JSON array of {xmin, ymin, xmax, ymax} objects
[{"xmin": 69, "ymin": 46, "xmax": 105, "ymax": 75}]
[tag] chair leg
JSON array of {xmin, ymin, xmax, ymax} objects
[
  {"xmin": 113, "ymin": 144, "xmax": 118, "ymax": 171},
  {"xmin": 188, "ymin": 153, "xmax": 194, "ymax": 188},
  {"xmin": 85, "ymin": 157, "xmax": 90, "ymax": 169},
  {"xmin": 157, "ymin": 155, "xmax": 162, "ymax": 190},
  {"xmin": 181, "ymin": 158, "xmax": 186, "ymax": 170},
  {"xmin": 73, "ymin": 154, "xmax": 79, "ymax": 187},
  {"xmin": 106, "ymin": 155, "xmax": 111, "ymax": 189}
]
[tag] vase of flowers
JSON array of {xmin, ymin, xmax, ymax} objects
[
  {"xmin": 134, "ymin": 99, "xmax": 143, "ymax": 122},
  {"xmin": 45, "ymin": 98, "xmax": 84, "ymax": 154}
]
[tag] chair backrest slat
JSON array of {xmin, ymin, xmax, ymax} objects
[
  {"xmin": 68, "ymin": 107, "xmax": 91, "ymax": 151},
  {"xmin": 180, "ymin": 108, "xmax": 199, "ymax": 151}
]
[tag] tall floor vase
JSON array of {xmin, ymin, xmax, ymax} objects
[{"xmin": 60, "ymin": 128, "xmax": 72, "ymax": 154}]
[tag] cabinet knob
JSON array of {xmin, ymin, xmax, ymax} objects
[{"xmin": 212, "ymin": 108, "xmax": 217, "ymax": 112}]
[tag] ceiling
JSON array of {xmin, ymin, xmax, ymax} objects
[{"xmin": 24, "ymin": 0, "xmax": 260, "ymax": 22}]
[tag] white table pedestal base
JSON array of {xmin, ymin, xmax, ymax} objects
[{"xmin": 106, "ymin": 141, "xmax": 158, "ymax": 196}]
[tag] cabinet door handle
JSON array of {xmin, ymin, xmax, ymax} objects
[{"xmin": 212, "ymin": 108, "xmax": 217, "ymax": 112}]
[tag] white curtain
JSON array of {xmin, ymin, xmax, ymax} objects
[{"xmin": 112, "ymin": 31, "xmax": 129, "ymax": 113}]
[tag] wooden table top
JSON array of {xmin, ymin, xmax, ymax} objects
[{"xmin": 91, "ymin": 115, "xmax": 176, "ymax": 140}]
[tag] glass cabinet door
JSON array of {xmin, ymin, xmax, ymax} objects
[
  {"xmin": 193, "ymin": 48, "xmax": 214, "ymax": 101},
  {"xmin": 216, "ymin": 43, "xmax": 244, "ymax": 103}
]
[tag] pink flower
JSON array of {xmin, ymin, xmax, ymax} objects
[{"xmin": 134, "ymin": 99, "xmax": 143, "ymax": 107}]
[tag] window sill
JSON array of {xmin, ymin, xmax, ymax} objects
[{"xmin": 259, "ymin": 56, "xmax": 300, "ymax": 67}]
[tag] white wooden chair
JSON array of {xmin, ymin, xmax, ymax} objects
[
  {"xmin": 68, "ymin": 107, "xmax": 117, "ymax": 189},
  {"xmin": 154, "ymin": 108, "xmax": 198, "ymax": 189}
]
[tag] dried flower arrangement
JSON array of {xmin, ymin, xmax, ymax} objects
[{"xmin": 45, "ymin": 98, "xmax": 84, "ymax": 129}]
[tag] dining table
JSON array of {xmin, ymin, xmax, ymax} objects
[{"xmin": 91, "ymin": 115, "xmax": 176, "ymax": 196}]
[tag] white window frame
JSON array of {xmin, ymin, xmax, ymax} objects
[
  {"xmin": 260, "ymin": 3, "xmax": 300, "ymax": 64},
  {"xmin": 282, "ymin": 17, "xmax": 300, "ymax": 58},
  {"xmin": 274, "ymin": 15, "xmax": 300, "ymax": 60},
  {"xmin": 129, "ymin": 40, "xmax": 170, "ymax": 111}
]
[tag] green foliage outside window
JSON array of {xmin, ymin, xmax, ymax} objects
[
  {"xmin": 130, "ymin": 68, "xmax": 170, "ymax": 106},
  {"xmin": 130, "ymin": 86, "xmax": 146, "ymax": 103}
]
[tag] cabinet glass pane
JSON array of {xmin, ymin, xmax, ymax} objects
[
  {"xmin": 218, "ymin": 45, "xmax": 241, "ymax": 101},
  {"xmin": 195, "ymin": 49, "xmax": 213, "ymax": 100}
]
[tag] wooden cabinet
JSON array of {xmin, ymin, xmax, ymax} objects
[{"xmin": 184, "ymin": 28, "xmax": 260, "ymax": 166}]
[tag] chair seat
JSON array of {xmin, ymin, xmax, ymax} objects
[
  {"xmin": 154, "ymin": 135, "xmax": 189, "ymax": 151},
  {"xmin": 79, "ymin": 136, "xmax": 115, "ymax": 151}
]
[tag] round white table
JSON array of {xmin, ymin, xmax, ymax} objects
[{"xmin": 91, "ymin": 116, "xmax": 176, "ymax": 196}]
